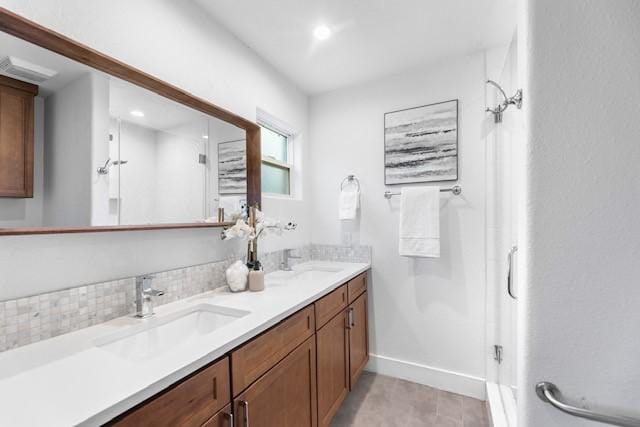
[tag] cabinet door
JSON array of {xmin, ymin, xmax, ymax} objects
[
  {"xmin": 0, "ymin": 76, "xmax": 37, "ymax": 198},
  {"xmin": 348, "ymin": 292, "xmax": 369, "ymax": 389},
  {"xmin": 234, "ymin": 336, "xmax": 317, "ymax": 427},
  {"xmin": 316, "ymin": 310, "xmax": 349, "ymax": 427}
]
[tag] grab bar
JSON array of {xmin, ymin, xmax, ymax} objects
[
  {"xmin": 536, "ymin": 382, "xmax": 640, "ymax": 427},
  {"xmin": 507, "ymin": 246, "xmax": 518, "ymax": 299}
]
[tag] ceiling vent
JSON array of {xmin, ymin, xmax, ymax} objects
[{"xmin": 0, "ymin": 56, "xmax": 58, "ymax": 84}]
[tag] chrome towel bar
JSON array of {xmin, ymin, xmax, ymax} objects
[
  {"xmin": 536, "ymin": 382, "xmax": 640, "ymax": 427},
  {"xmin": 384, "ymin": 184, "xmax": 461, "ymax": 199}
]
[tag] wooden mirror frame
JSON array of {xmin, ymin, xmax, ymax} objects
[{"xmin": 0, "ymin": 7, "xmax": 260, "ymax": 236}]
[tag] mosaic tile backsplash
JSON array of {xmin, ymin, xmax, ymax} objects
[{"xmin": 0, "ymin": 244, "xmax": 370, "ymax": 353}]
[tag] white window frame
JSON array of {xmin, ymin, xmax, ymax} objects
[{"xmin": 257, "ymin": 112, "xmax": 296, "ymax": 198}]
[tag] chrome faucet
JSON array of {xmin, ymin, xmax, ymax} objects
[
  {"xmin": 134, "ymin": 275, "xmax": 165, "ymax": 318},
  {"xmin": 281, "ymin": 248, "xmax": 302, "ymax": 271}
]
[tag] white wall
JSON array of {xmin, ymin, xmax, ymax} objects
[
  {"xmin": 155, "ymin": 131, "xmax": 205, "ymax": 223},
  {"xmin": 118, "ymin": 120, "xmax": 157, "ymax": 225},
  {"xmin": 0, "ymin": 0, "xmax": 310, "ymax": 301},
  {"xmin": 519, "ymin": 0, "xmax": 640, "ymax": 425},
  {"xmin": 90, "ymin": 73, "xmax": 111, "ymax": 226},
  {"xmin": 309, "ymin": 53, "xmax": 488, "ymax": 398},
  {"xmin": 42, "ymin": 72, "xmax": 95, "ymax": 226}
]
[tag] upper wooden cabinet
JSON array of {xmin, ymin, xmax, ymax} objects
[{"xmin": 0, "ymin": 75, "xmax": 37, "ymax": 198}]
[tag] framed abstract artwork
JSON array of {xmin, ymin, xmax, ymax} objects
[
  {"xmin": 384, "ymin": 99, "xmax": 458, "ymax": 184},
  {"xmin": 218, "ymin": 139, "xmax": 247, "ymax": 194}
]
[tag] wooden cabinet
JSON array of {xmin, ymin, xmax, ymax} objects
[
  {"xmin": 314, "ymin": 285, "xmax": 347, "ymax": 329},
  {"xmin": 0, "ymin": 75, "xmax": 37, "ymax": 198},
  {"xmin": 348, "ymin": 291, "xmax": 369, "ymax": 389},
  {"xmin": 347, "ymin": 273, "xmax": 367, "ymax": 303},
  {"xmin": 231, "ymin": 306, "xmax": 315, "ymax": 395},
  {"xmin": 110, "ymin": 357, "xmax": 230, "ymax": 427},
  {"xmin": 316, "ymin": 309, "xmax": 350, "ymax": 427},
  {"xmin": 233, "ymin": 336, "xmax": 317, "ymax": 427}
]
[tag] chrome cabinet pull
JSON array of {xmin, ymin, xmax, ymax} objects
[
  {"xmin": 507, "ymin": 246, "xmax": 518, "ymax": 300},
  {"xmin": 223, "ymin": 411, "xmax": 234, "ymax": 427},
  {"xmin": 348, "ymin": 307, "xmax": 355, "ymax": 328},
  {"xmin": 239, "ymin": 400, "xmax": 249, "ymax": 427},
  {"xmin": 536, "ymin": 382, "xmax": 640, "ymax": 427}
]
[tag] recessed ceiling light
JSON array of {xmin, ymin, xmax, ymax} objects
[
  {"xmin": 313, "ymin": 25, "xmax": 332, "ymax": 41},
  {"xmin": 202, "ymin": 135, "xmax": 209, "ymax": 140},
  {"xmin": 130, "ymin": 110, "xmax": 145, "ymax": 118}
]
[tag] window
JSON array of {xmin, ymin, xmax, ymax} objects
[{"xmin": 260, "ymin": 124, "xmax": 292, "ymax": 195}]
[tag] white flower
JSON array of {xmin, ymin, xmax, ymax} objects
[{"xmin": 224, "ymin": 219, "xmax": 252, "ymax": 239}]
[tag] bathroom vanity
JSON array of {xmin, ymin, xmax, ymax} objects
[
  {"xmin": 0, "ymin": 262, "xmax": 370, "ymax": 426},
  {"xmin": 109, "ymin": 269, "xmax": 369, "ymax": 427}
]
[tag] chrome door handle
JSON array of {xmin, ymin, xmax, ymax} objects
[
  {"xmin": 536, "ymin": 382, "xmax": 640, "ymax": 427},
  {"xmin": 507, "ymin": 246, "xmax": 518, "ymax": 300},
  {"xmin": 348, "ymin": 307, "xmax": 355, "ymax": 328},
  {"xmin": 239, "ymin": 400, "xmax": 249, "ymax": 427}
]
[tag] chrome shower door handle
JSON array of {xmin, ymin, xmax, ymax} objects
[
  {"xmin": 507, "ymin": 246, "xmax": 518, "ymax": 300},
  {"xmin": 536, "ymin": 382, "xmax": 640, "ymax": 427}
]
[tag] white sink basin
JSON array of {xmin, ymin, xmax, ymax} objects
[
  {"xmin": 95, "ymin": 304, "xmax": 249, "ymax": 362},
  {"xmin": 290, "ymin": 269, "xmax": 340, "ymax": 281},
  {"xmin": 268, "ymin": 265, "xmax": 344, "ymax": 284}
]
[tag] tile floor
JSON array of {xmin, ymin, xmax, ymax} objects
[{"xmin": 331, "ymin": 372, "xmax": 490, "ymax": 427}]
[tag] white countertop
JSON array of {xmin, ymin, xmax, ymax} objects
[{"xmin": 0, "ymin": 261, "xmax": 369, "ymax": 427}]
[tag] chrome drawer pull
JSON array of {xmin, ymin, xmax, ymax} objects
[
  {"xmin": 223, "ymin": 411, "xmax": 233, "ymax": 427},
  {"xmin": 239, "ymin": 400, "xmax": 249, "ymax": 427}
]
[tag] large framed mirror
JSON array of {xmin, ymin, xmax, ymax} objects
[{"xmin": 0, "ymin": 8, "xmax": 260, "ymax": 235}]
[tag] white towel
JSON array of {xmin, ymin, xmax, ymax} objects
[
  {"xmin": 339, "ymin": 187, "xmax": 360, "ymax": 220},
  {"xmin": 218, "ymin": 196, "xmax": 243, "ymax": 221},
  {"xmin": 399, "ymin": 187, "xmax": 440, "ymax": 258}
]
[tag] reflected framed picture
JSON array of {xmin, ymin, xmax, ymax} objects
[
  {"xmin": 384, "ymin": 99, "xmax": 458, "ymax": 184},
  {"xmin": 218, "ymin": 139, "xmax": 247, "ymax": 194}
]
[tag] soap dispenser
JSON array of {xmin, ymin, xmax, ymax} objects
[{"xmin": 248, "ymin": 260, "xmax": 265, "ymax": 292}]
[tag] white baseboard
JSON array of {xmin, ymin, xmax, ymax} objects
[{"xmin": 366, "ymin": 353, "xmax": 486, "ymax": 400}]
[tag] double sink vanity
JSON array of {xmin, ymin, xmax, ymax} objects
[{"xmin": 0, "ymin": 262, "xmax": 370, "ymax": 426}]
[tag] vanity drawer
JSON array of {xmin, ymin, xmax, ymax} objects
[
  {"xmin": 347, "ymin": 273, "xmax": 367, "ymax": 303},
  {"xmin": 314, "ymin": 285, "xmax": 348, "ymax": 329},
  {"xmin": 231, "ymin": 305, "xmax": 315, "ymax": 395},
  {"xmin": 111, "ymin": 357, "xmax": 230, "ymax": 427}
]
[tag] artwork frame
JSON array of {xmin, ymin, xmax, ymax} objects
[
  {"xmin": 384, "ymin": 99, "xmax": 459, "ymax": 185},
  {"xmin": 218, "ymin": 139, "xmax": 247, "ymax": 194}
]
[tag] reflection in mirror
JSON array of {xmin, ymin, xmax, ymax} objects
[{"xmin": 0, "ymin": 30, "xmax": 248, "ymax": 229}]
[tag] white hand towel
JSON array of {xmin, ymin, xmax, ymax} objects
[
  {"xmin": 399, "ymin": 187, "xmax": 440, "ymax": 258},
  {"xmin": 339, "ymin": 187, "xmax": 360, "ymax": 220}
]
